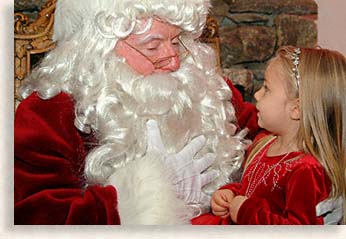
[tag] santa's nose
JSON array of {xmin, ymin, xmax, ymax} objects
[{"xmin": 154, "ymin": 55, "xmax": 180, "ymax": 72}]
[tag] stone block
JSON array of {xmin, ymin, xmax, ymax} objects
[
  {"xmin": 225, "ymin": 0, "xmax": 317, "ymax": 15},
  {"xmin": 220, "ymin": 26, "xmax": 276, "ymax": 66},
  {"xmin": 275, "ymin": 14, "xmax": 317, "ymax": 47}
]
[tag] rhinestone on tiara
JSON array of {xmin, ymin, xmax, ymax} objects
[{"xmin": 291, "ymin": 47, "xmax": 301, "ymax": 90}]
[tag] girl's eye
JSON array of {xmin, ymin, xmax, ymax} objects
[{"xmin": 262, "ymin": 84, "xmax": 269, "ymax": 93}]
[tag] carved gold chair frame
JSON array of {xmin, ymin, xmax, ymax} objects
[
  {"xmin": 14, "ymin": 0, "xmax": 220, "ymax": 108},
  {"xmin": 14, "ymin": 0, "xmax": 56, "ymax": 108}
]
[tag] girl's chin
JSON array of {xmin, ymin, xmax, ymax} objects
[{"xmin": 257, "ymin": 117, "xmax": 263, "ymax": 128}]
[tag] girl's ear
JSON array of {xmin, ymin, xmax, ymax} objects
[{"xmin": 290, "ymin": 98, "xmax": 300, "ymax": 120}]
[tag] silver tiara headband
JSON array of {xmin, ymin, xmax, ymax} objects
[{"xmin": 291, "ymin": 47, "xmax": 301, "ymax": 90}]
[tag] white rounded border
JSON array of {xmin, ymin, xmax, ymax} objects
[{"xmin": 1, "ymin": 0, "xmax": 345, "ymax": 238}]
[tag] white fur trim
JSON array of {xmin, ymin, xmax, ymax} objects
[{"xmin": 106, "ymin": 152, "xmax": 193, "ymax": 224}]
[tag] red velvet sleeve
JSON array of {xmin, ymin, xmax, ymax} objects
[
  {"xmin": 224, "ymin": 77, "xmax": 259, "ymax": 140},
  {"xmin": 236, "ymin": 158, "xmax": 330, "ymax": 224},
  {"xmin": 14, "ymin": 92, "xmax": 121, "ymax": 224}
]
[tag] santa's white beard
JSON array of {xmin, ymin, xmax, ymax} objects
[{"xmin": 83, "ymin": 55, "xmax": 248, "ymax": 195}]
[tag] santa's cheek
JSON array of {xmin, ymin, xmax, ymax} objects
[
  {"xmin": 135, "ymin": 62, "xmax": 155, "ymax": 76},
  {"xmin": 114, "ymin": 41, "xmax": 155, "ymax": 76}
]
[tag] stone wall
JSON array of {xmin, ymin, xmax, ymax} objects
[
  {"xmin": 14, "ymin": 0, "xmax": 318, "ymax": 102},
  {"xmin": 211, "ymin": 0, "xmax": 318, "ymax": 101}
]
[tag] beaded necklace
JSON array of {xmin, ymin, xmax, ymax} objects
[{"xmin": 245, "ymin": 139, "xmax": 293, "ymax": 197}]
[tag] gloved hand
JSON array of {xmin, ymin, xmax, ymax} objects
[
  {"xmin": 146, "ymin": 119, "xmax": 217, "ymax": 207},
  {"xmin": 316, "ymin": 196, "xmax": 343, "ymax": 224}
]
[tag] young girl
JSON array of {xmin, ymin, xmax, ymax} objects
[{"xmin": 192, "ymin": 46, "xmax": 346, "ymax": 224}]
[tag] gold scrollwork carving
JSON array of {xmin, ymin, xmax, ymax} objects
[
  {"xmin": 199, "ymin": 15, "xmax": 221, "ymax": 69},
  {"xmin": 14, "ymin": 0, "xmax": 56, "ymax": 108}
]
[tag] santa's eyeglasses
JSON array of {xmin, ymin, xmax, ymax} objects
[{"xmin": 122, "ymin": 36, "xmax": 191, "ymax": 69}]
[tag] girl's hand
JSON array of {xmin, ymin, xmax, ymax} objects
[
  {"xmin": 211, "ymin": 189, "xmax": 235, "ymax": 218},
  {"xmin": 229, "ymin": 195, "xmax": 248, "ymax": 223}
]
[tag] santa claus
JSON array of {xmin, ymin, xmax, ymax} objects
[{"xmin": 14, "ymin": 0, "xmax": 257, "ymax": 224}]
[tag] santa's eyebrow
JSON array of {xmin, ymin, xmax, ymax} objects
[{"xmin": 138, "ymin": 34, "xmax": 164, "ymax": 44}]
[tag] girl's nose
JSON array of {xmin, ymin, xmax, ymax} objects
[{"xmin": 254, "ymin": 87, "xmax": 263, "ymax": 101}]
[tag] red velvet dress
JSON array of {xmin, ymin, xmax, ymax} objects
[
  {"xmin": 14, "ymin": 79, "xmax": 258, "ymax": 224},
  {"xmin": 192, "ymin": 136, "xmax": 331, "ymax": 225}
]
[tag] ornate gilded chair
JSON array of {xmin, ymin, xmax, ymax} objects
[
  {"xmin": 14, "ymin": 0, "xmax": 220, "ymax": 108},
  {"xmin": 14, "ymin": 0, "xmax": 56, "ymax": 108}
]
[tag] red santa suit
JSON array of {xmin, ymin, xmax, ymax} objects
[
  {"xmin": 15, "ymin": 92, "xmax": 121, "ymax": 224},
  {"xmin": 192, "ymin": 135, "xmax": 331, "ymax": 225}
]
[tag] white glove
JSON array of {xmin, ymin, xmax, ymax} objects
[
  {"xmin": 146, "ymin": 119, "xmax": 217, "ymax": 207},
  {"xmin": 316, "ymin": 196, "xmax": 343, "ymax": 224}
]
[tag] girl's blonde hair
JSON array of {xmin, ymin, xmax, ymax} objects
[{"xmin": 276, "ymin": 46, "xmax": 346, "ymax": 224}]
